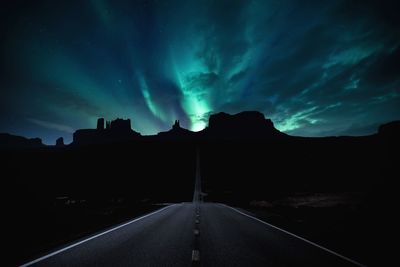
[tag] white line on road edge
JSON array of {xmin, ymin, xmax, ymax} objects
[
  {"xmin": 20, "ymin": 204, "xmax": 178, "ymax": 267},
  {"xmin": 220, "ymin": 204, "xmax": 366, "ymax": 267}
]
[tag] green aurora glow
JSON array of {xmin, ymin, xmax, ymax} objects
[{"xmin": 1, "ymin": 0, "xmax": 399, "ymax": 143}]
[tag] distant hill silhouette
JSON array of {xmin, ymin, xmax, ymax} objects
[
  {"xmin": 0, "ymin": 133, "xmax": 43, "ymax": 149},
  {"xmin": 378, "ymin": 120, "xmax": 400, "ymax": 139}
]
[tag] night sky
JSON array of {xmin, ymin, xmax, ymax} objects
[{"xmin": 1, "ymin": 0, "xmax": 399, "ymax": 144}]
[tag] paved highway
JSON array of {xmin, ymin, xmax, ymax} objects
[
  {"xmin": 21, "ymin": 202, "xmax": 364, "ymax": 267},
  {"xmin": 21, "ymin": 152, "xmax": 364, "ymax": 267}
]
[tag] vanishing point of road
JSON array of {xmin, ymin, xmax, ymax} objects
[{"xmin": 21, "ymin": 151, "xmax": 365, "ymax": 267}]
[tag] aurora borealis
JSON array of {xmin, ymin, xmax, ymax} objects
[{"xmin": 1, "ymin": 0, "xmax": 399, "ymax": 144}]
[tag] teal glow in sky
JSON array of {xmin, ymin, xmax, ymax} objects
[{"xmin": 1, "ymin": 0, "xmax": 399, "ymax": 144}]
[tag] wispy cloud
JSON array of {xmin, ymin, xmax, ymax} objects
[{"xmin": 27, "ymin": 118, "xmax": 74, "ymax": 133}]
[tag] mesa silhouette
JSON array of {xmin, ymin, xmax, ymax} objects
[
  {"xmin": 1, "ymin": 111, "xmax": 399, "ymax": 148},
  {"xmin": 73, "ymin": 118, "xmax": 141, "ymax": 145},
  {"xmin": 68, "ymin": 110, "xmax": 399, "ymax": 145},
  {"xmin": 72, "ymin": 111, "xmax": 288, "ymax": 145}
]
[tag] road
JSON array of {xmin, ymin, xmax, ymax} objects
[
  {"xmin": 21, "ymin": 202, "xmax": 364, "ymax": 267},
  {"xmin": 21, "ymin": 152, "xmax": 364, "ymax": 267}
]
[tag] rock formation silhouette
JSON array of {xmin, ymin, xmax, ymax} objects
[
  {"xmin": 173, "ymin": 120, "xmax": 180, "ymax": 130},
  {"xmin": 97, "ymin": 118, "xmax": 105, "ymax": 130},
  {"xmin": 202, "ymin": 111, "xmax": 287, "ymax": 139},
  {"xmin": 65, "ymin": 112, "xmax": 400, "ymax": 145},
  {"xmin": 1, "ymin": 111, "xmax": 399, "ymax": 148},
  {"xmin": 157, "ymin": 119, "xmax": 195, "ymax": 140},
  {"xmin": 56, "ymin": 137, "xmax": 64, "ymax": 147},
  {"xmin": 73, "ymin": 118, "xmax": 140, "ymax": 145}
]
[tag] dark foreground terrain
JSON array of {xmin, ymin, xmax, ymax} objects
[
  {"xmin": 1, "ymin": 113, "xmax": 398, "ymax": 266},
  {"xmin": 4, "ymin": 141, "xmax": 196, "ymax": 266}
]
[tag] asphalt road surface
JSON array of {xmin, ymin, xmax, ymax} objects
[{"xmin": 21, "ymin": 202, "xmax": 364, "ymax": 267}]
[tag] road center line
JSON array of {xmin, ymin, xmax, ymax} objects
[
  {"xmin": 220, "ymin": 203, "xmax": 366, "ymax": 267},
  {"xmin": 20, "ymin": 204, "xmax": 178, "ymax": 267},
  {"xmin": 192, "ymin": 250, "xmax": 200, "ymax": 261}
]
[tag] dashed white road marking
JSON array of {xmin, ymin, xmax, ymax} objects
[{"xmin": 192, "ymin": 250, "xmax": 200, "ymax": 262}]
